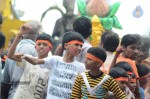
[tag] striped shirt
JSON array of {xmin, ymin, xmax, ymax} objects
[{"xmin": 71, "ymin": 71, "xmax": 126, "ymax": 99}]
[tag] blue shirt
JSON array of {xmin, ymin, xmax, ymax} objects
[{"xmin": 140, "ymin": 87, "xmax": 145, "ymax": 99}]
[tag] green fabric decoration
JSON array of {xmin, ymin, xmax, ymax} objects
[
  {"xmin": 102, "ymin": 18, "xmax": 113, "ymax": 30},
  {"xmin": 112, "ymin": 16, "xmax": 122, "ymax": 29},
  {"xmin": 77, "ymin": 0, "xmax": 86, "ymax": 16},
  {"xmin": 108, "ymin": 2, "xmax": 121, "ymax": 17},
  {"xmin": 77, "ymin": 0, "xmax": 122, "ymax": 30}
]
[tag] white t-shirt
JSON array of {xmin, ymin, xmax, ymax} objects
[
  {"xmin": 13, "ymin": 59, "xmax": 50, "ymax": 99},
  {"xmin": 42, "ymin": 56, "xmax": 85, "ymax": 99},
  {"xmin": 100, "ymin": 51, "xmax": 115, "ymax": 72}
]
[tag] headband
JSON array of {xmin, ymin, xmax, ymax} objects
[
  {"xmin": 86, "ymin": 53, "xmax": 103, "ymax": 64},
  {"xmin": 115, "ymin": 77, "xmax": 128, "ymax": 82},
  {"xmin": 130, "ymin": 79, "xmax": 136, "ymax": 83},
  {"xmin": 36, "ymin": 40, "xmax": 53, "ymax": 49},
  {"xmin": 140, "ymin": 73, "xmax": 150, "ymax": 79},
  {"xmin": 127, "ymin": 72, "xmax": 133, "ymax": 75},
  {"xmin": 67, "ymin": 40, "xmax": 83, "ymax": 45}
]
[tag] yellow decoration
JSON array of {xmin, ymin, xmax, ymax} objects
[
  {"xmin": 1, "ymin": 18, "xmax": 26, "ymax": 49},
  {"xmin": 90, "ymin": 15, "xmax": 104, "ymax": 47},
  {"xmin": 0, "ymin": 0, "xmax": 12, "ymax": 18}
]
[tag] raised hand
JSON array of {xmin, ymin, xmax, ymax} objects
[
  {"xmin": 18, "ymin": 24, "xmax": 32, "ymax": 36},
  {"xmin": 116, "ymin": 46, "xmax": 124, "ymax": 56}
]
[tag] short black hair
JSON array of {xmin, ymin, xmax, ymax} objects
[
  {"xmin": 136, "ymin": 64, "xmax": 149, "ymax": 78},
  {"xmin": 0, "ymin": 13, "xmax": 3, "ymax": 25},
  {"xmin": 141, "ymin": 36, "xmax": 150, "ymax": 51},
  {"xmin": 87, "ymin": 47, "xmax": 107, "ymax": 63},
  {"xmin": 62, "ymin": 31, "xmax": 84, "ymax": 49},
  {"xmin": 121, "ymin": 34, "xmax": 141, "ymax": 47},
  {"xmin": 115, "ymin": 62, "xmax": 132, "ymax": 72},
  {"xmin": 0, "ymin": 32, "xmax": 6, "ymax": 48},
  {"xmin": 101, "ymin": 31, "xmax": 119, "ymax": 52},
  {"xmin": 109, "ymin": 67, "xmax": 128, "ymax": 79},
  {"xmin": 36, "ymin": 33, "xmax": 54, "ymax": 46},
  {"xmin": 73, "ymin": 16, "xmax": 92, "ymax": 39}
]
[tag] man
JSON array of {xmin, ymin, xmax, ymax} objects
[
  {"xmin": 0, "ymin": 32, "xmax": 6, "ymax": 99},
  {"xmin": 1, "ymin": 20, "xmax": 42, "ymax": 99}
]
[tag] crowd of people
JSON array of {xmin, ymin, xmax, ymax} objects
[{"xmin": 0, "ymin": 10, "xmax": 150, "ymax": 99}]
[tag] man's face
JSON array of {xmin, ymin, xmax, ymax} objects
[
  {"xmin": 123, "ymin": 44, "xmax": 140, "ymax": 60},
  {"xmin": 137, "ymin": 46, "xmax": 149, "ymax": 61}
]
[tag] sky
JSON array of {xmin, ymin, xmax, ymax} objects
[{"xmin": 13, "ymin": 0, "xmax": 150, "ymax": 37}]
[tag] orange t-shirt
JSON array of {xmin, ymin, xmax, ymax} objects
[{"xmin": 117, "ymin": 55, "xmax": 139, "ymax": 78}]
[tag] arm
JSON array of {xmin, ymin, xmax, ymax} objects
[
  {"xmin": 71, "ymin": 75, "xmax": 82, "ymax": 99},
  {"xmin": 7, "ymin": 25, "xmax": 32, "ymax": 61},
  {"xmin": 134, "ymin": 80, "xmax": 141, "ymax": 99},
  {"xmin": 107, "ymin": 46, "xmax": 124, "ymax": 74},
  {"xmin": 7, "ymin": 34, "xmax": 22, "ymax": 61},
  {"xmin": 22, "ymin": 54, "xmax": 44, "ymax": 65}
]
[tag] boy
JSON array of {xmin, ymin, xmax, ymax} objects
[
  {"xmin": 71, "ymin": 47, "xmax": 126, "ymax": 99},
  {"xmin": 54, "ymin": 16, "xmax": 92, "ymax": 63},
  {"xmin": 20, "ymin": 31, "xmax": 85, "ymax": 99},
  {"xmin": 136, "ymin": 64, "xmax": 150, "ymax": 99},
  {"xmin": 0, "ymin": 32, "xmax": 6, "ymax": 98},
  {"xmin": 115, "ymin": 62, "xmax": 137, "ymax": 91},
  {"xmin": 7, "ymin": 29, "xmax": 54, "ymax": 98},
  {"xmin": 73, "ymin": 16, "xmax": 92, "ymax": 63},
  {"xmin": 109, "ymin": 67, "xmax": 134, "ymax": 99},
  {"xmin": 99, "ymin": 30, "xmax": 119, "ymax": 72}
]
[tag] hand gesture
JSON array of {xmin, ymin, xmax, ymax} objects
[
  {"xmin": 14, "ymin": 53, "xmax": 24, "ymax": 61},
  {"xmin": 115, "ymin": 46, "xmax": 124, "ymax": 56},
  {"xmin": 18, "ymin": 24, "xmax": 32, "ymax": 36}
]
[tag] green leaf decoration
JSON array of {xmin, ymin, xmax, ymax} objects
[
  {"xmin": 77, "ymin": 1, "xmax": 122, "ymax": 30},
  {"xmin": 112, "ymin": 16, "xmax": 122, "ymax": 29},
  {"xmin": 77, "ymin": 0, "xmax": 87, "ymax": 15},
  {"xmin": 102, "ymin": 18, "xmax": 113, "ymax": 30},
  {"xmin": 108, "ymin": 2, "xmax": 121, "ymax": 17}
]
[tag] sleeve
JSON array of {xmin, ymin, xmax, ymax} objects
[
  {"xmin": 139, "ymin": 87, "xmax": 145, "ymax": 99},
  {"xmin": 42, "ymin": 56, "xmax": 56, "ymax": 70},
  {"xmin": 108, "ymin": 78, "xmax": 126, "ymax": 99},
  {"xmin": 71, "ymin": 75, "xmax": 82, "ymax": 99},
  {"xmin": 129, "ymin": 61, "xmax": 139, "ymax": 78}
]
